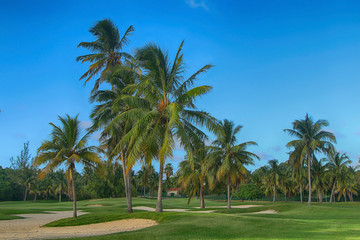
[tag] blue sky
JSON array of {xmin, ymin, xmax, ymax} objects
[{"xmin": 1, "ymin": 0, "xmax": 360, "ymax": 171}]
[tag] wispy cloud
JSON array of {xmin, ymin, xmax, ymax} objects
[
  {"xmin": 185, "ymin": 0, "xmax": 209, "ymax": 10},
  {"xmin": 79, "ymin": 121, "xmax": 92, "ymax": 130}
]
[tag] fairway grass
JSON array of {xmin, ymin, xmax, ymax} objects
[{"xmin": 1, "ymin": 198, "xmax": 360, "ymax": 239}]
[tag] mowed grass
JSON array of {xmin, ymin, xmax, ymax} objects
[{"xmin": 1, "ymin": 198, "xmax": 360, "ymax": 239}]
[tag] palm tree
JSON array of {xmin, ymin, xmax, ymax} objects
[
  {"xmin": 178, "ymin": 144, "xmax": 209, "ymax": 208},
  {"xmin": 90, "ymin": 66, "xmax": 138, "ymax": 213},
  {"xmin": 137, "ymin": 164, "xmax": 155, "ymax": 196},
  {"xmin": 326, "ymin": 152, "xmax": 351, "ymax": 203},
  {"xmin": 265, "ymin": 160, "xmax": 282, "ymax": 202},
  {"xmin": 76, "ymin": 19, "xmax": 134, "ymax": 92},
  {"xmin": 205, "ymin": 119, "xmax": 259, "ymax": 209},
  {"xmin": 284, "ymin": 114, "xmax": 336, "ymax": 205},
  {"xmin": 288, "ymin": 149, "xmax": 307, "ymax": 203},
  {"xmin": 34, "ymin": 115, "xmax": 102, "ymax": 218},
  {"xmin": 111, "ymin": 41, "xmax": 216, "ymax": 212},
  {"xmin": 311, "ymin": 158, "xmax": 327, "ymax": 202},
  {"xmin": 164, "ymin": 163, "xmax": 174, "ymax": 189}
]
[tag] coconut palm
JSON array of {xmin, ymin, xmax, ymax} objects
[
  {"xmin": 311, "ymin": 158, "xmax": 327, "ymax": 202},
  {"xmin": 110, "ymin": 41, "xmax": 216, "ymax": 212},
  {"xmin": 288, "ymin": 149, "xmax": 307, "ymax": 203},
  {"xmin": 326, "ymin": 152, "xmax": 351, "ymax": 203},
  {"xmin": 284, "ymin": 114, "xmax": 336, "ymax": 205},
  {"xmin": 205, "ymin": 119, "xmax": 259, "ymax": 209},
  {"xmin": 178, "ymin": 144, "xmax": 209, "ymax": 208},
  {"xmin": 264, "ymin": 159, "xmax": 282, "ymax": 202},
  {"xmin": 89, "ymin": 66, "xmax": 138, "ymax": 213},
  {"xmin": 76, "ymin": 19, "xmax": 134, "ymax": 92},
  {"xmin": 34, "ymin": 115, "xmax": 102, "ymax": 218},
  {"xmin": 137, "ymin": 164, "xmax": 155, "ymax": 196}
]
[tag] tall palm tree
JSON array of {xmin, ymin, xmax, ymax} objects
[
  {"xmin": 326, "ymin": 152, "xmax": 351, "ymax": 203},
  {"xmin": 178, "ymin": 144, "xmax": 209, "ymax": 208},
  {"xmin": 111, "ymin": 41, "xmax": 216, "ymax": 212},
  {"xmin": 76, "ymin": 19, "xmax": 134, "ymax": 92},
  {"xmin": 205, "ymin": 119, "xmax": 259, "ymax": 209},
  {"xmin": 288, "ymin": 149, "xmax": 307, "ymax": 203},
  {"xmin": 34, "ymin": 115, "xmax": 102, "ymax": 218},
  {"xmin": 90, "ymin": 66, "xmax": 138, "ymax": 213},
  {"xmin": 284, "ymin": 114, "xmax": 336, "ymax": 205}
]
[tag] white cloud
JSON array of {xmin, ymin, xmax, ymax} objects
[
  {"xmin": 185, "ymin": 0, "xmax": 209, "ymax": 10},
  {"xmin": 79, "ymin": 121, "xmax": 92, "ymax": 130}
]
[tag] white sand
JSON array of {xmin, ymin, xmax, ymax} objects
[
  {"xmin": 133, "ymin": 206, "xmax": 215, "ymax": 213},
  {"xmin": 0, "ymin": 211, "xmax": 157, "ymax": 240},
  {"xmin": 249, "ymin": 209, "xmax": 278, "ymax": 214},
  {"xmin": 86, "ymin": 204, "xmax": 103, "ymax": 207},
  {"xmin": 193, "ymin": 205, "xmax": 263, "ymax": 209}
]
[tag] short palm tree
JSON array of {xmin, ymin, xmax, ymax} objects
[
  {"xmin": 311, "ymin": 158, "xmax": 327, "ymax": 202},
  {"xmin": 137, "ymin": 164, "xmax": 155, "ymax": 196},
  {"xmin": 326, "ymin": 151, "xmax": 351, "ymax": 203},
  {"xmin": 112, "ymin": 41, "xmax": 216, "ymax": 212},
  {"xmin": 205, "ymin": 119, "xmax": 259, "ymax": 209},
  {"xmin": 284, "ymin": 114, "xmax": 336, "ymax": 205},
  {"xmin": 178, "ymin": 144, "xmax": 209, "ymax": 208},
  {"xmin": 34, "ymin": 115, "xmax": 102, "ymax": 218},
  {"xmin": 265, "ymin": 159, "xmax": 282, "ymax": 202},
  {"xmin": 76, "ymin": 19, "xmax": 134, "ymax": 92}
]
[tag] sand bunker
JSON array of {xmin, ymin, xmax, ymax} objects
[
  {"xmin": 86, "ymin": 204, "xmax": 103, "ymax": 207},
  {"xmin": 0, "ymin": 211, "xmax": 157, "ymax": 240},
  {"xmin": 248, "ymin": 209, "xmax": 278, "ymax": 214},
  {"xmin": 193, "ymin": 205, "xmax": 262, "ymax": 209}
]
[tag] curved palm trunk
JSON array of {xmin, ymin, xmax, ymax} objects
[
  {"xmin": 156, "ymin": 161, "xmax": 164, "ymax": 212},
  {"xmin": 23, "ymin": 187, "xmax": 28, "ymax": 201},
  {"xmin": 121, "ymin": 153, "xmax": 133, "ymax": 213},
  {"xmin": 300, "ymin": 182, "xmax": 303, "ymax": 204},
  {"xmin": 307, "ymin": 154, "xmax": 312, "ymax": 205},
  {"xmin": 70, "ymin": 167, "xmax": 77, "ymax": 218},
  {"xmin": 227, "ymin": 177, "xmax": 231, "ymax": 209},
  {"xmin": 200, "ymin": 181, "xmax": 205, "ymax": 209}
]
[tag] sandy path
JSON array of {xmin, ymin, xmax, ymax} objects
[
  {"xmin": 133, "ymin": 206, "xmax": 215, "ymax": 213},
  {"xmin": 0, "ymin": 211, "xmax": 157, "ymax": 240},
  {"xmin": 193, "ymin": 205, "xmax": 263, "ymax": 209}
]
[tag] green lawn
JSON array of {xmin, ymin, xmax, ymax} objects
[{"xmin": 1, "ymin": 197, "xmax": 360, "ymax": 239}]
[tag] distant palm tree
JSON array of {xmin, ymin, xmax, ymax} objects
[
  {"xmin": 35, "ymin": 115, "xmax": 102, "ymax": 218},
  {"xmin": 205, "ymin": 119, "xmax": 259, "ymax": 209},
  {"xmin": 326, "ymin": 152, "xmax": 351, "ymax": 203},
  {"xmin": 178, "ymin": 144, "xmax": 209, "ymax": 208},
  {"xmin": 288, "ymin": 149, "xmax": 307, "ymax": 203},
  {"xmin": 164, "ymin": 163, "xmax": 174, "ymax": 188},
  {"xmin": 137, "ymin": 164, "xmax": 155, "ymax": 196},
  {"xmin": 76, "ymin": 19, "xmax": 134, "ymax": 93},
  {"xmin": 284, "ymin": 114, "xmax": 336, "ymax": 205},
  {"xmin": 113, "ymin": 41, "xmax": 216, "ymax": 212},
  {"xmin": 264, "ymin": 160, "xmax": 282, "ymax": 202},
  {"xmin": 311, "ymin": 158, "xmax": 327, "ymax": 202}
]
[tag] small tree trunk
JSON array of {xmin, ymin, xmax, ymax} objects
[
  {"xmin": 273, "ymin": 185, "xmax": 276, "ymax": 202},
  {"xmin": 70, "ymin": 167, "xmax": 77, "ymax": 218},
  {"xmin": 319, "ymin": 190, "xmax": 323, "ymax": 203},
  {"xmin": 285, "ymin": 189, "xmax": 287, "ymax": 202},
  {"xmin": 330, "ymin": 182, "xmax": 336, "ymax": 203},
  {"xmin": 23, "ymin": 187, "xmax": 28, "ymax": 201},
  {"xmin": 59, "ymin": 190, "xmax": 62, "ymax": 203},
  {"xmin": 144, "ymin": 186, "xmax": 146, "ymax": 196},
  {"xmin": 200, "ymin": 182, "xmax": 205, "ymax": 208},
  {"xmin": 300, "ymin": 182, "xmax": 303, "ymax": 204},
  {"xmin": 121, "ymin": 153, "xmax": 133, "ymax": 213},
  {"xmin": 227, "ymin": 177, "xmax": 231, "ymax": 209},
  {"xmin": 307, "ymin": 154, "xmax": 312, "ymax": 205},
  {"xmin": 156, "ymin": 160, "xmax": 164, "ymax": 212}
]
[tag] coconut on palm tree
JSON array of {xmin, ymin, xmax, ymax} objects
[
  {"xmin": 205, "ymin": 119, "xmax": 259, "ymax": 209},
  {"xmin": 77, "ymin": 19, "xmax": 134, "ymax": 93},
  {"xmin": 34, "ymin": 115, "xmax": 102, "ymax": 218},
  {"xmin": 284, "ymin": 114, "xmax": 336, "ymax": 205},
  {"xmin": 111, "ymin": 41, "xmax": 216, "ymax": 212}
]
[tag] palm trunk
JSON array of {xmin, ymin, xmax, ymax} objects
[
  {"xmin": 144, "ymin": 186, "xmax": 146, "ymax": 196},
  {"xmin": 285, "ymin": 189, "xmax": 287, "ymax": 202},
  {"xmin": 330, "ymin": 182, "xmax": 336, "ymax": 203},
  {"xmin": 156, "ymin": 160, "xmax": 164, "ymax": 212},
  {"xmin": 319, "ymin": 189, "xmax": 322, "ymax": 203},
  {"xmin": 59, "ymin": 191, "xmax": 62, "ymax": 203},
  {"xmin": 307, "ymin": 154, "xmax": 312, "ymax": 205},
  {"xmin": 273, "ymin": 185, "xmax": 276, "ymax": 202},
  {"xmin": 200, "ymin": 182, "xmax": 205, "ymax": 208},
  {"xmin": 121, "ymin": 153, "xmax": 133, "ymax": 213},
  {"xmin": 300, "ymin": 182, "xmax": 303, "ymax": 204},
  {"xmin": 70, "ymin": 167, "xmax": 77, "ymax": 218},
  {"xmin": 227, "ymin": 177, "xmax": 231, "ymax": 209}
]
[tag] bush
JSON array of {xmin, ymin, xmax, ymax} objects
[{"xmin": 234, "ymin": 184, "xmax": 263, "ymax": 200}]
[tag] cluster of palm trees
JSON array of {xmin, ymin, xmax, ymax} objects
[{"xmin": 32, "ymin": 19, "xmax": 359, "ymax": 219}]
